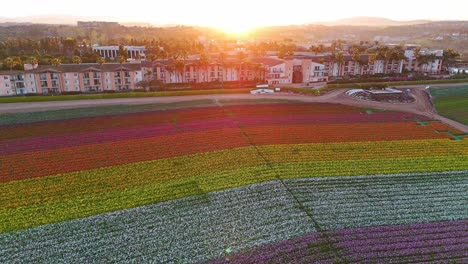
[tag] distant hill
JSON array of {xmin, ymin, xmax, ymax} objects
[
  {"xmin": 320, "ymin": 16, "xmax": 432, "ymax": 27},
  {"xmin": 0, "ymin": 16, "xmax": 129, "ymax": 26}
]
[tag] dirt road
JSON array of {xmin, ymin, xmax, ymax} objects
[{"xmin": 1, "ymin": 83, "xmax": 467, "ymax": 132}]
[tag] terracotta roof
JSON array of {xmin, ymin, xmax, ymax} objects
[{"xmin": 250, "ymin": 57, "xmax": 285, "ymax": 67}]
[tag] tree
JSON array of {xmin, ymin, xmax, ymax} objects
[
  {"xmin": 72, "ymin": 56, "xmax": 82, "ymax": 64},
  {"xmin": 236, "ymin": 51, "xmax": 246, "ymax": 85},
  {"xmin": 334, "ymin": 53, "xmax": 344, "ymax": 77},
  {"xmin": 28, "ymin": 56, "xmax": 38, "ymax": 66},
  {"xmin": 51, "ymin": 58, "xmax": 61, "ymax": 67},
  {"xmin": 198, "ymin": 52, "xmax": 210, "ymax": 82},
  {"xmin": 418, "ymin": 54, "xmax": 436, "ymax": 72},
  {"xmin": 117, "ymin": 55, "xmax": 126, "ymax": 65},
  {"xmin": 96, "ymin": 57, "xmax": 106, "ymax": 91},
  {"xmin": 174, "ymin": 60, "xmax": 185, "ymax": 83},
  {"xmin": 4, "ymin": 57, "xmax": 16, "ymax": 71},
  {"xmin": 368, "ymin": 54, "xmax": 377, "ymax": 75},
  {"xmin": 117, "ymin": 45, "xmax": 128, "ymax": 61},
  {"xmin": 96, "ymin": 57, "xmax": 105, "ymax": 66},
  {"xmin": 219, "ymin": 52, "xmax": 226, "ymax": 89},
  {"xmin": 442, "ymin": 49, "xmax": 460, "ymax": 69},
  {"xmin": 352, "ymin": 50, "xmax": 361, "ymax": 75}
]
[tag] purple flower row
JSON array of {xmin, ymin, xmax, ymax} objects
[
  {"xmin": 0, "ymin": 118, "xmax": 237, "ymax": 155},
  {"xmin": 208, "ymin": 220, "xmax": 468, "ymax": 263}
]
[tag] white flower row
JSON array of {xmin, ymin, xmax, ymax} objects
[
  {"xmin": 0, "ymin": 181, "xmax": 314, "ymax": 263},
  {"xmin": 285, "ymin": 171, "xmax": 468, "ymax": 230}
]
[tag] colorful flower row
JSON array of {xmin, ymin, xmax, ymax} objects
[
  {"xmin": 285, "ymin": 171, "xmax": 468, "ymax": 230},
  {"xmin": 1, "ymin": 112, "xmax": 433, "ymax": 155},
  {"xmin": 244, "ymin": 122, "xmax": 457, "ymax": 145},
  {"xmin": 0, "ymin": 181, "xmax": 315, "ymax": 263},
  {"xmin": 1, "ymin": 155, "xmax": 465, "ymax": 232},
  {"xmin": 0, "ymin": 103, "xmax": 360, "ymax": 140},
  {"xmin": 209, "ymin": 220, "xmax": 468, "ymax": 263},
  {"xmin": 0, "ymin": 127, "xmax": 250, "ymax": 182},
  {"xmin": 233, "ymin": 112, "xmax": 425, "ymax": 127},
  {"xmin": 0, "ymin": 118, "xmax": 238, "ymax": 155},
  {"xmin": 1, "ymin": 173, "xmax": 466, "ymax": 262}
]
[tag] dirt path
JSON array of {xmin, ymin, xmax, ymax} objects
[{"xmin": 1, "ymin": 83, "xmax": 467, "ymax": 133}]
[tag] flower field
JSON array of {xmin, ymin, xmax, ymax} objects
[{"xmin": 0, "ymin": 101, "xmax": 467, "ymax": 263}]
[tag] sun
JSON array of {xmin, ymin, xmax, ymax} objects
[{"xmin": 215, "ymin": 21, "xmax": 257, "ymax": 36}]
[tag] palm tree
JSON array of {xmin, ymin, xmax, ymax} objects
[
  {"xmin": 165, "ymin": 63, "xmax": 175, "ymax": 83},
  {"xmin": 442, "ymin": 49, "xmax": 460, "ymax": 70},
  {"xmin": 368, "ymin": 54, "xmax": 377, "ymax": 75},
  {"xmin": 51, "ymin": 58, "xmax": 61, "ymax": 67},
  {"xmin": 28, "ymin": 56, "xmax": 39, "ymax": 68},
  {"xmin": 96, "ymin": 57, "xmax": 106, "ymax": 91},
  {"xmin": 418, "ymin": 54, "xmax": 436, "ymax": 73},
  {"xmin": 198, "ymin": 52, "xmax": 210, "ymax": 82},
  {"xmin": 351, "ymin": 50, "xmax": 361, "ymax": 76},
  {"xmin": 96, "ymin": 57, "xmax": 105, "ymax": 66},
  {"xmin": 236, "ymin": 51, "xmax": 246, "ymax": 85},
  {"xmin": 174, "ymin": 60, "xmax": 185, "ymax": 83},
  {"xmin": 334, "ymin": 53, "xmax": 344, "ymax": 77},
  {"xmin": 117, "ymin": 55, "xmax": 126, "ymax": 65},
  {"xmin": 219, "ymin": 52, "xmax": 226, "ymax": 89},
  {"xmin": 72, "ymin": 56, "xmax": 82, "ymax": 64},
  {"xmin": 50, "ymin": 58, "xmax": 62, "ymax": 93},
  {"xmin": 4, "ymin": 57, "xmax": 16, "ymax": 71}
]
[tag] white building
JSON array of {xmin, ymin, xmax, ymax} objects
[{"xmin": 93, "ymin": 46, "xmax": 146, "ymax": 61}]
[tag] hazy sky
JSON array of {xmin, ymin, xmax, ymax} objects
[{"xmin": 1, "ymin": 0, "xmax": 467, "ymax": 31}]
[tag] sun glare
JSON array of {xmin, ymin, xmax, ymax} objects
[{"xmin": 215, "ymin": 21, "xmax": 257, "ymax": 36}]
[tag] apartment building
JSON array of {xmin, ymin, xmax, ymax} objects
[
  {"xmin": 252, "ymin": 58, "xmax": 292, "ymax": 85},
  {"xmin": 403, "ymin": 49, "xmax": 443, "ymax": 74},
  {"xmin": 0, "ymin": 63, "xmax": 143, "ymax": 96},
  {"xmin": 0, "ymin": 71, "xmax": 37, "ymax": 95},
  {"xmin": 0, "ymin": 47, "xmax": 446, "ymax": 96}
]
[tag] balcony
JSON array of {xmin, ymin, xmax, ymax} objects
[{"xmin": 15, "ymin": 82, "xmax": 25, "ymax": 89}]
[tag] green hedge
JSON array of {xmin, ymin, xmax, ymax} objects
[{"xmin": 0, "ymin": 89, "xmax": 252, "ymax": 103}]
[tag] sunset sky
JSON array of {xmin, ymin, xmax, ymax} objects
[{"xmin": 1, "ymin": 0, "xmax": 467, "ymax": 32}]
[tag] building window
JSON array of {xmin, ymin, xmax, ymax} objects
[
  {"xmin": 74, "ymin": 73, "xmax": 78, "ymax": 77},
  {"xmin": 3, "ymin": 76, "xmax": 8, "ymax": 80},
  {"xmin": 64, "ymin": 73, "xmax": 68, "ymax": 78}
]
